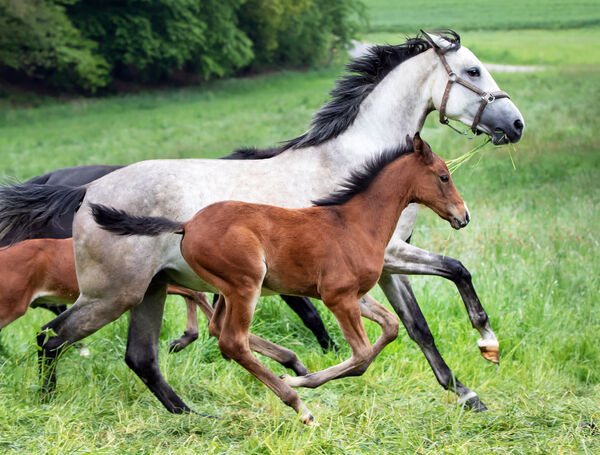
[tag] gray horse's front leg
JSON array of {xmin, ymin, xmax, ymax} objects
[
  {"xmin": 378, "ymin": 274, "xmax": 487, "ymax": 411},
  {"xmin": 384, "ymin": 240, "xmax": 499, "ymax": 363}
]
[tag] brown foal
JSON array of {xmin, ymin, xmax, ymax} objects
[
  {"xmin": 92, "ymin": 133, "xmax": 470, "ymax": 424},
  {"xmin": 0, "ymin": 238, "xmax": 310, "ymax": 375}
]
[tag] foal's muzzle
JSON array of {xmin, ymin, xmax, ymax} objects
[{"xmin": 450, "ymin": 209, "xmax": 470, "ymax": 230}]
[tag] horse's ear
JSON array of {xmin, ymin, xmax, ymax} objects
[
  {"xmin": 405, "ymin": 134, "xmax": 414, "ymax": 148},
  {"xmin": 420, "ymin": 29, "xmax": 438, "ymax": 49},
  {"xmin": 413, "ymin": 132, "xmax": 433, "ymax": 164}
]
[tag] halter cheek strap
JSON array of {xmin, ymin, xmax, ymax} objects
[{"xmin": 421, "ymin": 31, "xmax": 510, "ymax": 135}]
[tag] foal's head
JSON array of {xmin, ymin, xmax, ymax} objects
[{"xmin": 407, "ymin": 133, "xmax": 469, "ymax": 229}]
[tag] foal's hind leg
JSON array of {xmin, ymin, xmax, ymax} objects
[
  {"xmin": 218, "ymin": 291, "xmax": 313, "ymax": 424},
  {"xmin": 167, "ymin": 289, "xmax": 201, "ymax": 353},
  {"xmin": 209, "ymin": 295, "xmax": 309, "ymax": 376}
]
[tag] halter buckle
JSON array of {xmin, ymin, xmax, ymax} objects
[{"xmin": 483, "ymin": 93, "xmax": 495, "ymax": 103}]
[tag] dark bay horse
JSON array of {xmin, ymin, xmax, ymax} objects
[
  {"xmin": 0, "ymin": 165, "xmax": 335, "ymax": 351},
  {"xmin": 92, "ymin": 134, "xmax": 469, "ymax": 423}
]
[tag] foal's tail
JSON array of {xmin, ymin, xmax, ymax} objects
[
  {"xmin": 91, "ymin": 203, "xmax": 184, "ymax": 236},
  {"xmin": 0, "ymin": 182, "xmax": 87, "ymax": 244}
]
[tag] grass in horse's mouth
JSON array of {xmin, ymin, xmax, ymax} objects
[
  {"xmin": 446, "ymin": 133, "xmax": 517, "ymax": 174},
  {"xmin": 446, "ymin": 137, "xmax": 492, "ymax": 174}
]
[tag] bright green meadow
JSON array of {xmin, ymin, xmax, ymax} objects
[{"xmin": 0, "ymin": 1, "xmax": 599, "ymax": 454}]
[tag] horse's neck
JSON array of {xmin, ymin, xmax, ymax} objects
[
  {"xmin": 326, "ymin": 51, "xmax": 435, "ymax": 165},
  {"xmin": 340, "ymin": 157, "xmax": 415, "ymax": 248},
  {"xmin": 268, "ymin": 52, "xmax": 435, "ymax": 195}
]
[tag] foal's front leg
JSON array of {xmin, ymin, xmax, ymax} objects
[{"xmin": 282, "ymin": 293, "xmax": 376, "ymax": 389}]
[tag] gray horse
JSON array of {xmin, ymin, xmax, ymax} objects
[{"xmin": 0, "ymin": 31, "xmax": 523, "ymax": 412}]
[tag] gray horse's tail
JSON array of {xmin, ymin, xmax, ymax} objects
[
  {"xmin": 91, "ymin": 203, "xmax": 184, "ymax": 236},
  {"xmin": 0, "ymin": 182, "xmax": 87, "ymax": 244}
]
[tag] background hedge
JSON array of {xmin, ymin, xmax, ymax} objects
[{"xmin": 0, "ymin": 0, "xmax": 364, "ymax": 93}]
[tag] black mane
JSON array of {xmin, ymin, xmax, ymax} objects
[
  {"xmin": 222, "ymin": 30, "xmax": 460, "ymax": 161},
  {"xmin": 312, "ymin": 143, "xmax": 414, "ymax": 207},
  {"xmin": 221, "ymin": 147, "xmax": 280, "ymax": 160},
  {"xmin": 282, "ymin": 29, "xmax": 460, "ymax": 151}
]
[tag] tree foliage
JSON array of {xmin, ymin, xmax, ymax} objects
[
  {"xmin": 0, "ymin": 0, "xmax": 365, "ymax": 92},
  {"xmin": 0, "ymin": 0, "xmax": 109, "ymax": 91}
]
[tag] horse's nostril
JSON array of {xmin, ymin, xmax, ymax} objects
[{"xmin": 514, "ymin": 119, "xmax": 523, "ymax": 131}]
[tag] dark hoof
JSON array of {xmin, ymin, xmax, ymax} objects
[
  {"xmin": 168, "ymin": 340, "xmax": 185, "ymax": 353},
  {"xmin": 321, "ymin": 339, "xmax": 338, "ymax": 353},
  {"xmin": 463, "ymin": 395, "xmax": 488, "ymax": 412}
]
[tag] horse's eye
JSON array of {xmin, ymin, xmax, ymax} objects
[
  {"xmin": 466, "ymin": 67, "xmax": 480, "ymax": 78},
  {"xmin": 440, "ymin": 175, "xmax": 449, "ymax": 183}
]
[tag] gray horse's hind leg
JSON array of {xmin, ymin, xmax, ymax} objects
[
  {"xmin": 37, "ymin": 288, "xmax": 145, "ymax": 395},
  {"xmin": 378, "ymin": 274, "xmax": 487, "ymax": 411},
  {"xmin": 126, "ymin": 278, "xmax": 192, "ymax": 413}
]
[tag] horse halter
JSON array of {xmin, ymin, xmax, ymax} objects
[{"xmin": 421, "ymin": 31, "xmax": 510, "ymax": 135}]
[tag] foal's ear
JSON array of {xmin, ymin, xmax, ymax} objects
[{"xmin": 413, "ymin": 132, "xmax": 433, "ymax": 164}]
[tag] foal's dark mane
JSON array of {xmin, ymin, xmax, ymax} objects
[
  {"xmin": 312, "ymin": 144, "xmax": 415, "ymax": 207},
  {"xmin": 223, "ymin": 30, "xmax": 460, "ymax": 161}
]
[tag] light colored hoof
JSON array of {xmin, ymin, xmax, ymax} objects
[
  {"xmin": 478, "ymin": 338, "xmax": 499, "ymax": 363},
  {"xmin": 299, "ymin": 407, "xmax": 315, "ymax": 426},
  {"xmin": 280, "ymin": 374, "xmax": 301, "ymax": 387},
  {"xmin": 79, "ymin": 346, "xmax": 90, "ymax": 357}
]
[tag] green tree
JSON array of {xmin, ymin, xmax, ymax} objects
[{"xmin": 0, "ymin": 0, "xmax": 109, "ymax": 91}]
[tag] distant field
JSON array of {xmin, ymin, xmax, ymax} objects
[
  {"xmin": 0, "ymin": 1, "xmax": 599, "ymax": 454},
  {"xmin": 363, "ymin": 0, "xmax": 600, "ymax": 32},
  {"xmin": 367, "ymin": 28, "xmax": 600, "ymax": 66}
]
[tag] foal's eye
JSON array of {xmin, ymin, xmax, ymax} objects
[
  {"xmin": 466, "ymin": 67, "xmax": 481, "ymax": 78},
  {"xmin": 440, "ymin": 175, "xmax": 449, "ymax": 183}
]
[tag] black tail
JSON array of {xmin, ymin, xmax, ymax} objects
[
  {"xmin": 0, "ymin": 182, "xmax": 87, "ymax": 245},
  {"xmin": 91, "ymin": 203, "xmax": 184, "ymax": 237}
]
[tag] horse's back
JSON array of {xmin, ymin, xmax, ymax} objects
[{"xmin": 26, "ymin": 165, "xmax": 124, "ymax": 187}]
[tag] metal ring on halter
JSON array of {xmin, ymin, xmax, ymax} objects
[
  {"xmin": 448, "ymin": 72, "xmax": 457, "ymax": 82},
  {"xmin": 483, "ymin": 93, "xmax": 495, "ymax": 103}
]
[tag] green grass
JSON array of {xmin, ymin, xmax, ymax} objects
[
  {"xmin": 1, "ymin": 2, "xmax": 600, "ymax": 453},
  {"xmin": 367, "ymin": 28, "xmax": 600, "ymax": 66},
  {"xmin": 363, "ymin": 0, "xmax": 600, "ymax": 33}
]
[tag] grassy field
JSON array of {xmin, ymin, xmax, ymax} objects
[
  {"xmin": 1, "ymin": 1, "xmax": 599, "ymax": 454},
  {"xmin": 364, "ymin": 0, "xmax": 600, "ymax": 32}
]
